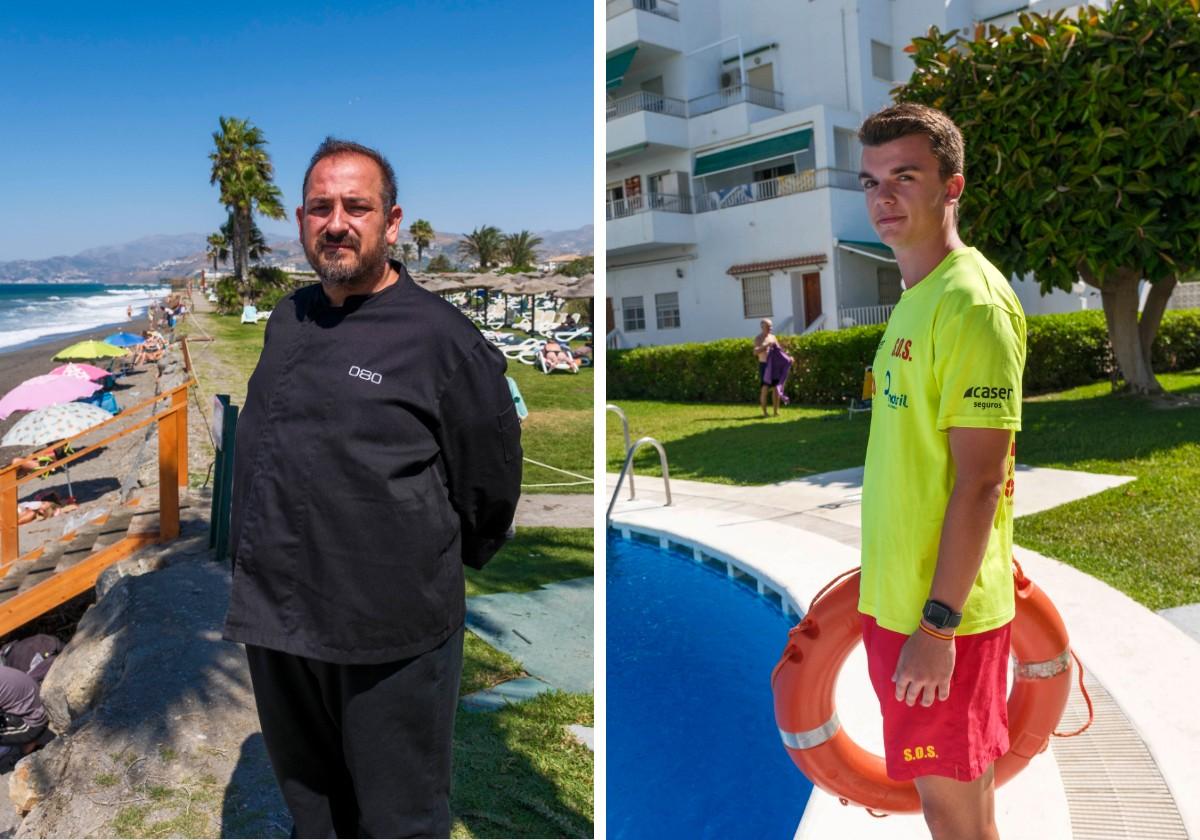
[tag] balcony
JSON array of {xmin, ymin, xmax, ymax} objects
[
  {"xmin": 687, "ymin": 84, "xmax": 785, "ymax": 146},
  {"xmin": 606, "ymin": 92, "xmax": 690, "ymax": 154},
  {"xmin": 607, "ymin": 0, "xmax": 682, "ymax": 56},
  {"xmin": 606, "ymin": 193, "xmax": 697, "ymax": 255},
  {"xmin": 838, "ymin": 304, "xmax": 895, "ymax": 328},
  {"xmin": 695, "ymin": 168, "xmax": 862, "ymax": 213},
  {"xmin": 688, "ymin": 84, "xmax": 783, "ymax": 118}
]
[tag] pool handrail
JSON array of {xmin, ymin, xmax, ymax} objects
[
  {"xmin": 607, "ymin": 436, "xmax": 672, "ymax": 526},
  {"xmin": 605, "ymin": 403, "xmax": 634, "ymax": 499}
]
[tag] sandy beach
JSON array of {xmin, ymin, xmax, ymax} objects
[{"xmin": 0, "ymin": 315, "xmax": 169, "ymax": 553}]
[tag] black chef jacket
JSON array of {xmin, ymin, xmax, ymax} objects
[{"xmin": 223, "ymin": 262, "xmax": 522, "ymax": 664}]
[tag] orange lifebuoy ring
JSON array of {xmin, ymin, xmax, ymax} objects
[{"xmin": 770, "ymin": 567, "xmax": 1072, "ymax": 814}]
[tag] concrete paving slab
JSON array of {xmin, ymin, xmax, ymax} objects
[
  {"xmin": 566, "ymin": 724, "xmax": 594, "ymax": 751},
  {"xmin": 516, "ymin": 493, "xmax": 593, "ymax": 528},
  {"xmin": 1157, "ymin": 604, "xmax": 1200, "ymax": 644},
  {"xmin": 466, "ymin": 577, "xmax": 592, "ymax": 694},
  {"xmin": 461, "ymin": 677, "xmax": 553, "ymax": 711}
]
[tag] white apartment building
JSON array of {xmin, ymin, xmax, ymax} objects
[{"xmin": 605, "ymin": 0, "xmax": 1101, "ymax": 347}]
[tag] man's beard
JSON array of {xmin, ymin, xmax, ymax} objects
[{"xmin": 305, "ymin": 231, "xmax": 389, "ymax": 289}]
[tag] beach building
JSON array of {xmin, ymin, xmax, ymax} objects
[{"xmin": 605, "ymin": 0, "xmax": 1103, "ymax": 348}]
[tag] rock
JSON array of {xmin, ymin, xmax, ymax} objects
[{"xmin": 9, "ymin": 739, "xmax": 69, "ymax": 815}]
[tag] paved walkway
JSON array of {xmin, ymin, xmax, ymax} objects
[{"xmin": 607, "ymin": 465, "xmax": 1199, "ymax": 840}]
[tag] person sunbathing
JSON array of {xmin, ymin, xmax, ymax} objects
[
  {"xmin": 16, "ymin": 492, "xmax": 77, "ymax": 525},
  {"xmin": 133, "ymin": 332, "xmax": 166, "ymax": 365},
  {"xmin": 542, "ymin": 341, "xmax": 579, "ymax": 371}
]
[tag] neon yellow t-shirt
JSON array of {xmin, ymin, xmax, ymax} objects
[{"xmin": 858, "ymin": 247, "xmax": 1026, "ymax": 636}]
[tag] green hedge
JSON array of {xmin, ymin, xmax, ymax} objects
[{"xmin": 608, "ymin": 309, "xmax": 1200, "ymax": 404}]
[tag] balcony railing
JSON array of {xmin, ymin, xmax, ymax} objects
[
  {"xmin": 607, "ymin": 91, "xmax": 688, "ymax": 121},
  {"xmin": 607, "ymin": 0, "xmax": 680, "ymax": 20},
  {"xmin": 688, "ymin": 84, "xmax": 783, "ymax": 117},
  {"xmin": 838, "ymin": 304, "xmax": 895, "ymax": 327},
  {"xmin": 695, "ymin": 168, "xmax": 862, "ymax": 213},
  {"xmin": 606, "ymin": 192, "xmax": 694, "ymax": 220}
]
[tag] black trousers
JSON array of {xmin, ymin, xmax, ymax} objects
[{"xmin": 245, "ymin": 627, "xmax": 464, "ymax": 839}]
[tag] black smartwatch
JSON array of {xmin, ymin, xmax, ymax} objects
[{"xmin": 922, "ymin": 599, "xmax": 962, "ymax": 631}]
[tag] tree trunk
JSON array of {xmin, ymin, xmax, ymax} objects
[
  {"xmin": 1087, "ymin": 267, "xmax": 1162, "ymax": 394},
  {"xmin": 1138, "ymin": 274, "xmax": 1177, "ymax": 369}
]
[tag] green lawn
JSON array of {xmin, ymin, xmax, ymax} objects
[
  {"xmin": 466, "ymin": 527, "xmax": 594, "ymax": 597},
  {"xmin": 606, "ymin": 370, "xmax": 1200, "ymax": 611},
  {"xmin": 184, "ymin": 311, "xmax": 594, "ymax": 494}
]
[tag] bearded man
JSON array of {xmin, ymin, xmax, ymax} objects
[{"xmin": 223, "ymin": 138, "xmax": 522, "ymax": 838}]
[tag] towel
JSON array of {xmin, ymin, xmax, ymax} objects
[{"xmin": 765, "ymin": 343, "xmax": 793, "ymax": 405}]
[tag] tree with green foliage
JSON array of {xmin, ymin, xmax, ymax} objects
[
  {"xmin": 400, "ymin": 242, "xmax": 414, "ymax": 265},
  {"xmin": 209, "ymin": 116, "xmax": 288, "ymax": 295},
  {"xmin": 410, "ymin": 219, "xmax": 435, "ymax": 266},
  {"xmin": 502, "ymin": 230, "xmax": 544, "ymax": 271},
  {"xmin": 896, "ymin": 0, "xmax": 1200, "ymax": 394},
  {"xmin": 559, "ymin": 255, "xmax": 594, "ymax": 278},
  {"xmin": 426, "ymin": 254, "xmax": 455, "ymax": 273},
  {"xmin": 220, "ymin": 213, "xmax": 271, "ymax": 264},
  {"xmin": 206, "ymin": 232, "xmax": 229, "ymax": 272},
  {"xmin": 458, "ymin": 225, "xmax": 503, "ymax": 271}
]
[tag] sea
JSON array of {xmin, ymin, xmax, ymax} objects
[{"xmin": 0, "ymin": 282, "xmax": 172, "ymax": 354}]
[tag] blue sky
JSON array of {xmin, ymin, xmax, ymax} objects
[{"xmin": 0, "ymin": 1, "xmax": 593, "ymax": 260}]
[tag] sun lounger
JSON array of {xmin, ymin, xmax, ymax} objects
[
  {"xmin": 847, "ymin": 366, "xmax": 874, "ymax": 420},
  {"xmin": 241, "ymin": 305, "xmax": 259, "ymax": 324},
  {"xmin": 537, "ymin": 341, "xmax": 580, "ymax": 375}
]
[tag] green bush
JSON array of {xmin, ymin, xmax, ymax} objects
[
  {"xmin": 215, "ymin": 277, "xmax": 241, "ymax": 315},
  {"xmin": 609, "ymin": 309, "xmax": 1200, "ymax": 404}
]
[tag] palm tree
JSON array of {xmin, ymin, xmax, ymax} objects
[
  {"xmin": 458, "ymin": 225, "xmax": 503, "ymax": 271},
  {"xmin": 209, "ymin": 116, "xmax": 287, "ymax": 293},
  {"xmin": 206, "ymin": 232, "xmax": 229, "ymax": 272},
  {"xmin": 220, "ymin": 214, "xmax": 271, "ymax": 263},
  {"xmin": 410, "ymin": 219, "xmax": 435, "ymax": 267},
  {"xmin": 400, "ymin": 243, "xmax": 414, "ymax": 265},
  {"xmin": 502, "ymin": 230, "xmax": 544, "ymax": 271}
]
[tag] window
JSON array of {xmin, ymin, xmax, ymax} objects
[
  {"xmin": 623, "ymin": 296, "xmax": 646, "ymax": 331},
  {"xmin": 871, "ymin": 41, "xmax": 893, "ymax": 81},
  {"xmin": 655, "ymin": 292, "xmax": 681, "ymax": 329},
  {"xmin": 741, "ymin": 275, "xmax": 773, "ymax": 319}
]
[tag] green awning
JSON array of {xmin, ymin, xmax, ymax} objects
[
  {"xmin": 606, "ymin": 47, "xmax": 638, "ymax": 90},
  {"xmin": 607, "ymin": 142, "xmax": 649, "ymax": 161},
  {"xmin": 694, "ymin": 129, "xmax": 813, "ymax": 176},
  {"xmin": 838, "ymin": 240, "xmax": 896, "ymax": 262}
]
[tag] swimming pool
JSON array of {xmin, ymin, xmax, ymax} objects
[{"xmin": 607, "ymin": 532, "xmax": 814, "ymax": 838}]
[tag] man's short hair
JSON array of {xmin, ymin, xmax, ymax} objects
[
  {"xmin": 302, "ymin": 138, "xmax": 398, "ymax": 210},
  {"xmin": 858, "ymin": 103, "xmax": 964, "ymax": 181}
]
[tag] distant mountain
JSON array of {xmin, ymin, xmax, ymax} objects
[{"xmin": 0, "ymin": 224, "xmax": 594, "ymax": 284}]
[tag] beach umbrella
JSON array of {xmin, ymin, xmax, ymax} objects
[
  {"xmin": 103, "ymin": 332, "xmax": 145, "ymax": 347},
  {"xmin": 0, "ymin": 374, "xmax": 102, "ymax": 420},
  {"xmin": 53, "ymin": 340, "xmax": 128, "ymax": 361},
  {"xmin": 1, "ymin": 402, "xmax": 112, "ymax": 497},
  {"xmin": 49, "ymin": 363, "xmax": 110, "ymax": 381}
]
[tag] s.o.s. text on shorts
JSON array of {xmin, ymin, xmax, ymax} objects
[{"xmin": 860, "ymin": 613, "xmax": 1011, "ymax": 781}]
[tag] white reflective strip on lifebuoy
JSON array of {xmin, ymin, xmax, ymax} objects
[
  {"xmin": 779, "ymin": 713, "xmax": 840, "ymax": 750},
  {"xmin": 1014, "ymin": 649, "xmax": 1071, "ymax": 680}
]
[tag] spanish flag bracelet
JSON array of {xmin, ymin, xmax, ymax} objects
[{"xmin": 919, "ymin": 622, "xmax": 955, "ymax": 641}]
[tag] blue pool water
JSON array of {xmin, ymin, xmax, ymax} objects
[{"xmin": 607, "ymin": 534, "xmax": 814, "ymax": 839}]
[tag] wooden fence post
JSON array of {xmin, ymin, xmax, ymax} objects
[
  {"xmin": 158, "ymin": 408, "xmax": 180, "ymax": 541},
  {"xmin": 0, "ymin": 466, "xmax": 17, "ymax": 566},
  {"xmin": 172, "ymin": 387, "xmax": 188, "ymax": 491}
]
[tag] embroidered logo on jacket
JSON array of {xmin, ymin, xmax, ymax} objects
[{"xmin": 348, "ymin": 365, "xmax": 383, "ymax": 384}]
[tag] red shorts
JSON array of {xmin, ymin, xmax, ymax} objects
[{"xmin": 860, "ymin": 613, "xmax": 1011, "ymax": 782}]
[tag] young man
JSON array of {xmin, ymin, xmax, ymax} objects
[
  {"xmin": 856, "ymin": 103, "xmax": 1026, "ymax": 840},
  {"xmin": 223, "ymin": 139, "xmax": 522, "ymax": 838}
]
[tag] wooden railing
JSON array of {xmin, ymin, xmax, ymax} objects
[{"xmin": 0, "ymin": 377, "xmax": 196, "ymax": 566}]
